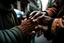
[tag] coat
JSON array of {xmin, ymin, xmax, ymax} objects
[
  {"xmin": 46, "ymin": 0, "xmax": 64, "ymax": 18},
  {"xmin": 0, "ymin": 3, "xmax": 25, "ymax": 43}
]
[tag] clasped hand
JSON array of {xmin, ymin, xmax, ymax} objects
[
  {"xmin": 18, "ymin": 11, "xmax": 51, "ymax": 36},
  {"xmin": 29, "ymin": 11, "xmax": 51, "ymax": 35}
]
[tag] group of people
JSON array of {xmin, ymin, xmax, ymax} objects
[{"xmin": 0, "ymin": 0, "xmax": 64, "ymax": 43}]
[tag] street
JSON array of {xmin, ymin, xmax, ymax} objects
[{"xmin": 35, "ymin": 34, "xmax": 52, "ymax": 43}]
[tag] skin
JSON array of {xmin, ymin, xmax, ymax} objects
[{"xmin": 29, "ymin": 11, "xmax": 51, "ymax": 32}]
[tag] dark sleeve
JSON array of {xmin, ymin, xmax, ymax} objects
[
  {"xmin": 0, "ymin": 26, "xmax": 25, "ymax": 43},
  {"xmin": 44, "ymin": 18, "xmax": 54, "ymax": 40},
  {"xmin": 45, "ymin": 1, "xmax": 59, "ymax": 17}
]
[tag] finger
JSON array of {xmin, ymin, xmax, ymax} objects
[
  {"xmin": 37, "ymin": 25, "xmax": 43, "ymax": 30},
  {"xmin": 21, "ymin": 18, "xmax": 27, "ymax": 23},
  {"xmin": 37, "ymin": 30, "xmax": 43, "ymax": 36},
  {"xmin": 29, "ymin": 31, "xmax": 36, "ymax": 35},
  {"xmin": 21, "ymin": 20, "xmax": 23, "ymax": 23},
  {"xmin": 35, "ymin": 25, "xmax": 48, "ymax": 31},
  {"xmin": 35, "ymin": 25, "xmax": 43, "ymax": 32},
  {"xmin": 35, "ymin": 25, "xmax": 43, "ymax": 29},
  {"xmin": 41, "ymin": 11, "xmax": 46, "ymax": 16},
  {"xmin": 31, "ymin": 11, "xmax": 42, "ymax": 19},
  {"xmin": 29, "ymin": 11, "xmax": 38, "ymax": 18},
  {"xmin": 32, "ymin": 14, "xmax": 44, "ymax": 22},
  {"xmin": 23, "ymin": 18, "xmax": 27, "ymax": 21},
  {"xmin": 36, "ymin": 14, "xmax": 45, "ymax": 20}
]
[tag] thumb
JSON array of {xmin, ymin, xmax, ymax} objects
[
  {"xmin": 35, "ymin": 25, "xmax": 48, "ymax": 32},
  {"xmin": 35, "ymin": 25, "xmax": 43, "ymax": 30}
]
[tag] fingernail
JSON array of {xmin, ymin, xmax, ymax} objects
[
  {"xmin": 31, "ymin": 18, "xmax": 33, "ymax": 19},
  {"xmin": 33, "ymin": 19, "xmax": 36, "ymax": 22},
  {"xmin": 35, "ymin": 26, "xmax": 38, "ymax": 29},
  {"xmin": 32, "ymin": 31, "xmax": 35, "ymax": 33},
  {"xmin": 29, "ymin": 17, "xmax": 31, "ymax": 19}
]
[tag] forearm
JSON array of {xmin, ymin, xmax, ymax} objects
[
  {"xmin": 45, "ymin": 2, "xmax": 59, "ymax": 17},
  {"xmin": 44, "ymin": 18, "xmax": 55, "ymax": 40}
]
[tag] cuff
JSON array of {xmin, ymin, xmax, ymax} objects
[
  {"xmin": 42, "ymin": 11, "xmax": 48, "ymax": 16},
  {"xmin": 11, "ymin": 26, "xmax": 25, "ymax": 42},
  {"xmin": 44, "ymin": 18, "xmax": 54, "ymax": 40}
]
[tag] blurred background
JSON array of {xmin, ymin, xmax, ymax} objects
[{"xmin": 13, "ymin": 0, "xmax": 55, "ymax": 43}]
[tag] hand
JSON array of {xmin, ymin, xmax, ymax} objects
[
  {"xmin": 35, "ymin": 25, "xmax": 48, "ymax": 32},
  {"xmin": 18, "ymin": 18, "xmax": 38, "ymax": 35},
  {"xmin": 29, "ymin": 11, "xmax": 51, "ymax": 25},
  {"xmin": 28, "ymin": 11, "xmax": 51, "ymax": 33},
  {"xmin": 29, "ymin": 11, "xmax": 47, "ymax": 19}
]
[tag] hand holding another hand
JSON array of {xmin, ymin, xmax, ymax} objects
[
  {"xmin": 29, "ymin": 11, "xmax": 51, "ymax": 33},
  {"xmin": 18, "ymin": 11, "xmax": 51, "ymax": 36},
  {"xmin": 18, "ymin": 18, "xmax": 38, "ymax": 35}
]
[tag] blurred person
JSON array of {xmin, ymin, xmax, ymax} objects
[
  {"xmin": 0, "ymin": 0, "xmax": 39, "ymax": 43},
  {"xmin": 29, "ymin": 0, "xmax": 64, "ymax": 43}
]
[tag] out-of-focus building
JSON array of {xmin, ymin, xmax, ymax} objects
[
  {"xmin": 13, "ymin": 0, "xmax": 29, "ymax": 12},
  {"xmin": 47, "ymin": 0, "xmax": 55, "ymax": 8},
  {"xmin": 13, "ymin": 0, "xmax": 42, "ymax": 12},
  {"xmin": 41, "ymin": 0, "xmax": 55, "ymax": 11},
  {"xmin": 27, "ymin": 0, "xmax": 42, "ymax": 12}
]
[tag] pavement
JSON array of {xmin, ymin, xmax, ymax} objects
[{"xmin": 35, "ymin": 34, "xmax": 52, "ymax": 43}]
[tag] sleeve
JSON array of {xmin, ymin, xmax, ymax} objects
[
  {"xmin": 44, "ymin": 18, "xmax": 55, "ymax": 40},
  {"xmin": 45, "ymin": 1, "xmax": 59, "ymax": 17},
  {"xmin": 0, "ymin": 26, "xmax": 25, "ymax": 43}
]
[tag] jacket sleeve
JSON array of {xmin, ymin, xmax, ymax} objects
[
  {"xmin": 46, "ymin": 1, "xmax": 59, "ymax": 17},
  {"xmin": 0, "ymin": 26, "xmax": 25, "ymax": 43},
  {"xmin": 44, "ymin": 18, "xmax": 55, "ymax": 40}
]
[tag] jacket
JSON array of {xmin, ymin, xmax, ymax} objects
[
  {"xmin": 0, "ymin": 3, "xmax": 25, "ymax": 43},
  {"xmin": 46, "ymin": 0, "xmax": 64, "ymax": 18}
]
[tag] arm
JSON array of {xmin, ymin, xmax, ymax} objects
[
  {"xmin": 45, "ymin": 1, "xmax": 60, "ymax": 17},
  {"xmin": 44, "ymin": 18, "xmax": 55, "ymax": 40},
  {"xmin": 0, "ymin": 26, "xmax": 24, "ymax": 43},
  {"xmin": 0, "ymin": 19, "xmax": 38, "ymax": 43}
]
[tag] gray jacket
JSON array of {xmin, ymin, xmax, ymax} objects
[{"xmin": 0, "ymin": 3, "xmax": 24, "ymax": 43}]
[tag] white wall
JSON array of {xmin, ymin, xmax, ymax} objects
[{"xmin": 41, "ymin": 0, "xmax": 49, "ymax": 11}]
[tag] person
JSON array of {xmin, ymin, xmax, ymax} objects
[
  {"xmin": 0, "ymin": 0, "xmax": 39, "ymax": 43},
  {"xmin": 29, "ymin": 0, "xmax": 64, "ymax": 43}
]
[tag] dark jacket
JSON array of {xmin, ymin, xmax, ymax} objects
[
  {"xmin": 46, "ymin": 0, "xmax": 64, "ymax": 18},
  {"xmin": 44, "ymin": 0, "xmax": 64, "ymax": 43},
  {"xmin": 0, "ymin": 3, "xmax": 25, "ymax": 43}
]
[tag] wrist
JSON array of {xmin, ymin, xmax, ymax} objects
[
  {"xmin": 18, "ymin": 25, "xmax": 31, "ymax": 36},
  {"xmin": 41, "ymin": 11, "xmax": 48, "ymax": 16},
  {"xmin": 18, "ymin": 19, "xmax": 38, "ymax": 36}
]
